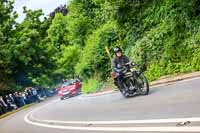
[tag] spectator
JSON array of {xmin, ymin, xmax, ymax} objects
[
  {"xmin": 37, "ymin": 87, "xmax": 42, "ymax": 97},
  {"xmin": 24, "ymin": 92, "xmax": 32, "ymax": 104},
  {"xmin": 13, "ymin": 92, "xmax": 20, "ymax": 107},
  {"xmin": 31, "ymin": 87, "xmax": 40, "ymax": 102},
  {"xmin": 0, "ymin": 85, "xmax": 56, "ymax": 116},
  {"xmin": 27, "ymin": 88, "xmax": 34, "ymax": 103},
  {"xmin": 22, "ymin": 92, "xmax": 28, "ymax": 104},
  {"xmin": 44, "ymin": 88, "xmax": 52, "ymax": 97},
  {"xmin": 8, "ymin": 94, "xmax": 15, "ymax": 104},
  {"xmin": 5, "ymin": 95, "xmax": 17, "ymax": 111},
  {"xmin": 18, "ymin": 92, "xmax": 25, "ymax": 107},
  {"xmin": 0, "ymin": 96, "xmax": 8, "ymax": 114}
]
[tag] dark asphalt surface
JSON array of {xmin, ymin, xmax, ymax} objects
[{"xmin": 0, "ymin": 78, "xmax": 200, "ymax": 133}]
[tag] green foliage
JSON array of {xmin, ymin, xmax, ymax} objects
[
  {"xmin": 48, "ymin": 13, "xmax": 68, "ymax": 49},
  {"xmin": 126, "ymin": 0, "xmax": 200, "ymax": 81},
  {"xmin": 189, "ymin": 31, "xmax": 200, "ymax": 71},
  {"xmin": 0, "ymin": 0, "xmax": 17, "ymax": 90},
  {"xmin": 1, "ymin": 0, "xmax": 200, "ymax": 93},
  {"xmin": 9, "ymin": 9, "xmax": 56, "ymax": 87},
  {"xmin": 31, "ymin": 74, "xmax": 53, "ymax": 87},
  {"xmin": 66, "ymin": 14, "xmax": 89, "ymax": 47},
  {"xmin": 75, "ymin": 21, "xmax": 120, "ymax": 80},
  {"xmin": 56, "ymin": 45, "xmax": 81, "ymax": 77},
  {"xmin": 81, "ymin": 78, "xmax": 103, "ymax": 94}
]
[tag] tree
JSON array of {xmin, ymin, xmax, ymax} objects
[
  {"xmin": 49, "ymin": 4, "xmax": 68, "ymax": 18},
  {"xmin": 10, "ymin": 7, "xmax": 56, "ymax": 87},
  {"xmin": 55, "ymin": 45, "xmax": 81, "ymax": 77},
  {"xmin": 0, "ymin": 0, "xmax": 17, "ymax": 90},
  {"xmin": 47, "ymin": 13, "xmax": 68, "ymax": 49}
]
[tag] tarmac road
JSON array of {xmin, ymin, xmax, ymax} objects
[{"xmin": 0, "ymin": 77, "xmax": 200, "ymax": 133}]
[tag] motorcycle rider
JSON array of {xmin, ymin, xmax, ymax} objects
[{"xmin": 112, "ymin": 47, "xmax": 130, "ymax": 92}]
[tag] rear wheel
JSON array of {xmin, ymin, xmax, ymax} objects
[{"xmin": 135, "ymin": 73, "xmax": 149, "ymax": 95}]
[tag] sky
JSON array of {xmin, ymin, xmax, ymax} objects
[{"xmin": 14, "ymin": 0, "xmax": 69, "ymax": 22}]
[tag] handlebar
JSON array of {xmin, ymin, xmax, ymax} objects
[{"xmin": 124, "ymin": 62, "xmax": 136, "ymax": 67}]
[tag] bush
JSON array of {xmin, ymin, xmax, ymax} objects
[
  {"xmin": 75, "ymin": 21, "xmax": 121, "ymax": 80},
  {"xmin": 81, "ymin": 78, "xmax": 103, "ymax": 94}
]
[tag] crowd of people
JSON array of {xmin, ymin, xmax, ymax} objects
[{"xmin": 0, "ymin": 87, "xmax": 57, "ymax": 116}]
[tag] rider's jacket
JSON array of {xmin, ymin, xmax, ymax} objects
[{"xmin": 112, "ymin": 55, "xmax": 130, "ymax": 73}]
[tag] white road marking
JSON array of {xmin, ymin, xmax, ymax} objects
[
  {"xmin": 24, "ymin": 115, "xmax": 200, "ymax": 132},
  {"xmin": 29, "ymin": 117, "xmax": 200, "ymax": 125},
  {"xmin": 24, "ymin": 103, "xmax": 200, "ymax": 132}
]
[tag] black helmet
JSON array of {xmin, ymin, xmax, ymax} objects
[{"xmin": 113, "ymin": 47, "xmax": 122, "ymax": 53}]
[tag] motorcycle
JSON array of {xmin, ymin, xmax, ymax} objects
[{"xmin": 114, "ymin": 62, "xmax": 149, "ymax": 98}]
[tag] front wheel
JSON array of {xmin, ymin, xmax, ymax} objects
[
  {"xmin": 120, "ymin": 86, "xmax": 129, "ymax": 98},
  {"xmin": 135, "ymin": 73, "xmax": 149, "ymax": 95},
  {"xmin": 120, "ymin": 79, "xmax": 135, "ymax": 98}
]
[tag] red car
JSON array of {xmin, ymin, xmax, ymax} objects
[{"xmin": 58, "ymin": 79, "xmax": 82, "ymax": 100}]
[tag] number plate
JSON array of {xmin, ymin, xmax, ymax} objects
[{"xmin": 63, "ymin": 91, "xmax": 69, "ymax": 95}]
